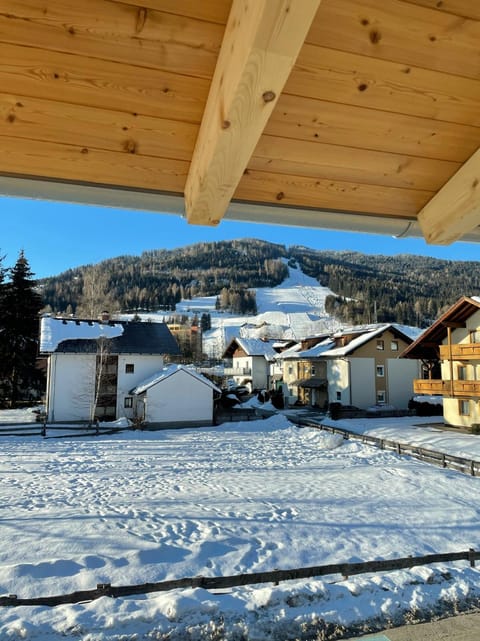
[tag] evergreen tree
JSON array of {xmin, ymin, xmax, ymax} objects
[{"xmin": 0, "ymin": 251, "xmax": 44, "ymax": 406}]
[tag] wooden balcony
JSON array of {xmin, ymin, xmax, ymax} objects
[
  {"xmin": 439, "ymin": 343, "xmax": 480, "ymax": 360},
  {"xmin": 414, "ymin": 379, "xmax": 480, "ymax": 397}
]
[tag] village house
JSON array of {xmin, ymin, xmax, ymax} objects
[
  {"xmin": 279, "ymin": 324, "xmax": 421, "ymax": 410},
  {"xmin": 222, "ymin": 337, "xmax": 276, "ymax": 391},
  {"xmin": 402, "ymin": 296, "xmax": 480, "ymax": 428},
  {"xmin": 40, "ymin": 316, "xmax": 180, "ymax": 423},
  {"xmin": 130, "ymin": 364, "xmax": 221, "ymax": 427},
  {"xmin": 222, "ymin": 337, "xmax": 292, "ymax": 391}
]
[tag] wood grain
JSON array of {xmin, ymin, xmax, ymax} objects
[
  {"xmin": 235, "ymin": 167, "xmax": 433, "ymax": 217},
  {"xmin": 418, "ymin": 147, "xmax": 480, "ymax": 244},
  {"xmin": 307, "ymin": 0, "xmax": 480, "ymax": 80},
  {"xmin": 267, "ymin": 94, "xmax": 480, "ymax": 162},
  {"xmin": 185, "ymin": 0, "xmax": 321, "ymax": 225},
  {"xmin": 288, "ymin": 44, "xmax": 480, "ymax": 126},
  {"xmin": 250, "ymin": 136, "xmax": 460, "ymax": 191}
]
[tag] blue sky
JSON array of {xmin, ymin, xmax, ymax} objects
[{"xmin": 2, "ymin": 195, "xmax": 479, "ymax": 279}]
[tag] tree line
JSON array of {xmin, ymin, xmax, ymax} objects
[
  {"xmin": 0, "ymin": 251, "xmax": 44, "ymax": 406},
  {"xmin": 39, "ymin": 239, "xmax": 288, "ymax": 317}
]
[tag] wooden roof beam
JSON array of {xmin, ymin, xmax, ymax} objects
[
  {"xmin": 418, "ymin": 148, "xmax": 480, "ymax": 245},
  {"xmin": 184, "ymin": 0, "xmax": 321, "ymax": 226}
]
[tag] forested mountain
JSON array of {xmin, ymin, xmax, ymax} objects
[
  {"xmin": 289, "ymin": 247, "xmax": 480, "ymax": 327},
  {"xmin": 39, "ymin": 239, "xmax": 288, "ymax": 317},
  {"xmin": 39, "ymin": 239, "xmax": 480, "ymax": 328}
]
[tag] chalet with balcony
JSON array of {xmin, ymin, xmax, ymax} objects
[{"xmin": 402, "ymin": 297, "xmax": 480, "ymax": 428}]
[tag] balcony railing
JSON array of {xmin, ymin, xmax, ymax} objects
[
  {"xmin": 414, "ymin": 379, "xmax": 480, "ymax": 397},
  {"xmin": 439, "ymin": 343, "xmax": 480, "ymax": 360},
  {"xmin": 223, "ymin": 367, "xmax": 252, "ymax": 376}
]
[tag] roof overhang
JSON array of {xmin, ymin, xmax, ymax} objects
[{"xmin": 2, "ymin": 1, "xmax": 480, "ymax": 244}]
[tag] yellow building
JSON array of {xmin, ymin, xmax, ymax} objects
[{"xmin": 403, "ymin": 297, "xmax": 480, "ymax": 428}]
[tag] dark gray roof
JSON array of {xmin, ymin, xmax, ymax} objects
[{"xmin": 53, "ymin": 320, "xmax": 180, "ymax": 355}]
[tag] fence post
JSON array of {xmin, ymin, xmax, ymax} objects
[{"xmin": 469, "ymin": 548, "xmax": 476, "ymax": 568}]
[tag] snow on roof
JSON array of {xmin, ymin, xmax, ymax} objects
[
  {"xmin": 321, "ymin": 323, "xmax": 418, "ymax": 358},
  {"xmin": 131, "ymin": 364, "xmax": 221, "ymax": 395},
  {"xmin": 40, "ymin": 316, "xmax": 124, "ymax": 352},
  {"xmin": 233, "ymin": 338, "xmax": 278, "ymax": 360},
  {"xmin": 298, "ymin": 338, "xmax": 336, "ymax": 358},
  {"xmin": 273, "ymin": 342, "xmax": 303, "ymax": 360}
]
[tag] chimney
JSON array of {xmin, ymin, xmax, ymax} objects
[{"xmin": 100, "ymin": 310, "xmax": 110, "ymax": 323}]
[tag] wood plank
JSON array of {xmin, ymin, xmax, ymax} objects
[
  {"xmin": 418, "ymin": 147, "xmax": 480, "ymax": 244},
  {"xmin": 250, "ymin": 135, "xmax": 460, "ymax": 191},
  {"xmin": 0, "ymin": 90, "xmax": 459, "ymax": 193},
  {"xmin": 401, "ymin": 0, "xmax": 480, "ymax": 21},
  {"xmin": 266, "ymin": 94, "xmax": 480, "ymax": 162},
  {"xmin": 0, "ymin": 93, "xmax": 198, "ymax": 160},
  {"xmin": 0, "ymin": 43, "xmax": 209, "ymax": 122},
  {"xmin": 108, "ymin": 0, "xmax": 231, "ymax": 25},
  {"xmin": 0, "ymin": 135, "xmax": 188, "ymax": 193},
  {"xmin": 288, "ymin": 43, "xmax": 480, "ymax": 126},
  {"xmin": 0, "ymin": 133, "xmax": 433, "ymax": 219},
  {"xmin": 0, "ymin": 1, "xmax": 223, "ymax": 79},
  {"xmin": 235, "ymin": 167, "xmax": 433, "ymax": 217},
  {"xmin": 307, "ymin": 0, "xmax": 480, "ymax": 80},
  {"xmin": 185, "ymin": 0, "xmax": 322, "ymax": 226}
]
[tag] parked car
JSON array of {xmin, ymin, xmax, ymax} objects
[{"xmin": 234, "ymin": 385, "xmax": 250, "ymax": 397}]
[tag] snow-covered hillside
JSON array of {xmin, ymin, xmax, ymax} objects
[{"xmin": 175, "ymin": 260, "xmax": 340, "ymax": 356}]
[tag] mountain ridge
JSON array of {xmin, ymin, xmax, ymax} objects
[{"xmin": 38, "ymin": 238, "xmax": 480, "ymax": 328}]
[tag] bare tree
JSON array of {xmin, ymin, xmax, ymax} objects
[{"xmin": 76, "ymin": 266, "xmax": 117, "ymax": 319}]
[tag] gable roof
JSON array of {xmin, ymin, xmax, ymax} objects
[
  {"xmin": 280, "ymin": 323, "xmax": 418, "ymax": 360},
  {"xmin": 402, "ymin": 296, "xmax": 480, "ymax": 361},
  {"xmin": 223, "ymin": 337, "xmax": 278, "ymax": 360},
  {"xmin": 130, "ymin": 364, "xmax": 221, "ymax": 395},
  {"xmin": 40, "ymin": 317, "xmax": 180, "ymax": 355}
]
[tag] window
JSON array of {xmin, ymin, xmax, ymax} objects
[
  {"xmin": 377, "ymin": 390, "xmax": 386, "ymax": 404},
  {"xmin": 458, "ymin": 365, "xmax": 467, "ymax": 381},
  {"xmin": 288, "ymin": 365, "xmax": 293, "ymax": 375},
  {"xmin": 124, "ymin": 397, "xmax": 133, "ymax": 408},
  {"xmin": 376, "ymin": 340, "xmax": 384, "ymax": 351},
  {"xmin": 391, "ymin": 341, "xmax": 399, "ymax": 351},
  {"xmin": 471, "ymin": 331, "xmax": 480, "ymax": 343},
  {"xmin": 459, "ymin": 400, "xmax": 470, "ymax": 416},
  {"xmin": 311, "ymin": 365, "xmax": 316, "ymax": 376},
  {"xmin": 336, "ymin": 391, "xmax": 342, "ymax": 401},
  {"xmin": 376, "ymin": 365, "xmax": 385, "ymax": 377},
  {"xmin": 125, "ymin": 363, "xmax": 135, "ymax": 374}
]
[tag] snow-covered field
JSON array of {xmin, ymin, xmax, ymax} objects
[{"xmin": 1, "ymin": 412, "xmax": 480, "ymax": 640}]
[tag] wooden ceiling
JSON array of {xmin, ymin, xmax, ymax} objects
[{"xmin": 1, "ymin": 0, "xmax": 480, "ymax": 244}]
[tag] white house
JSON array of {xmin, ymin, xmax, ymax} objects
[
  {"xmin": 130, "ymin": 364, "xmax": 221, "ymax": 427},
  {"xmin": 222, "ymin": 337, "xmax": 281, "ymax": 391},
  {"xmin": 40, "ymin": 316, "xmax": 180, "ymax": 423}
]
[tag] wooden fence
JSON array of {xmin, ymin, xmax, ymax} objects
[
  {"xmin": 0, "ymin": 549, "xmax": 478, "ymax": 608},
  {"xmin": 294, "ymin": 419, "xmax": 480, "ymax": 477},
  {"xmin": 0, "ymin": 424, "xmax": 127, "ymax": 438}
]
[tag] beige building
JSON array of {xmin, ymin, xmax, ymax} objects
[
  {"xmin": 402, "ymin": 297, "xmax": 480, "ymax": 428},
  {"xmin": 281, "ymin": 324, "xmax": 420, "ymax": 410}
]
